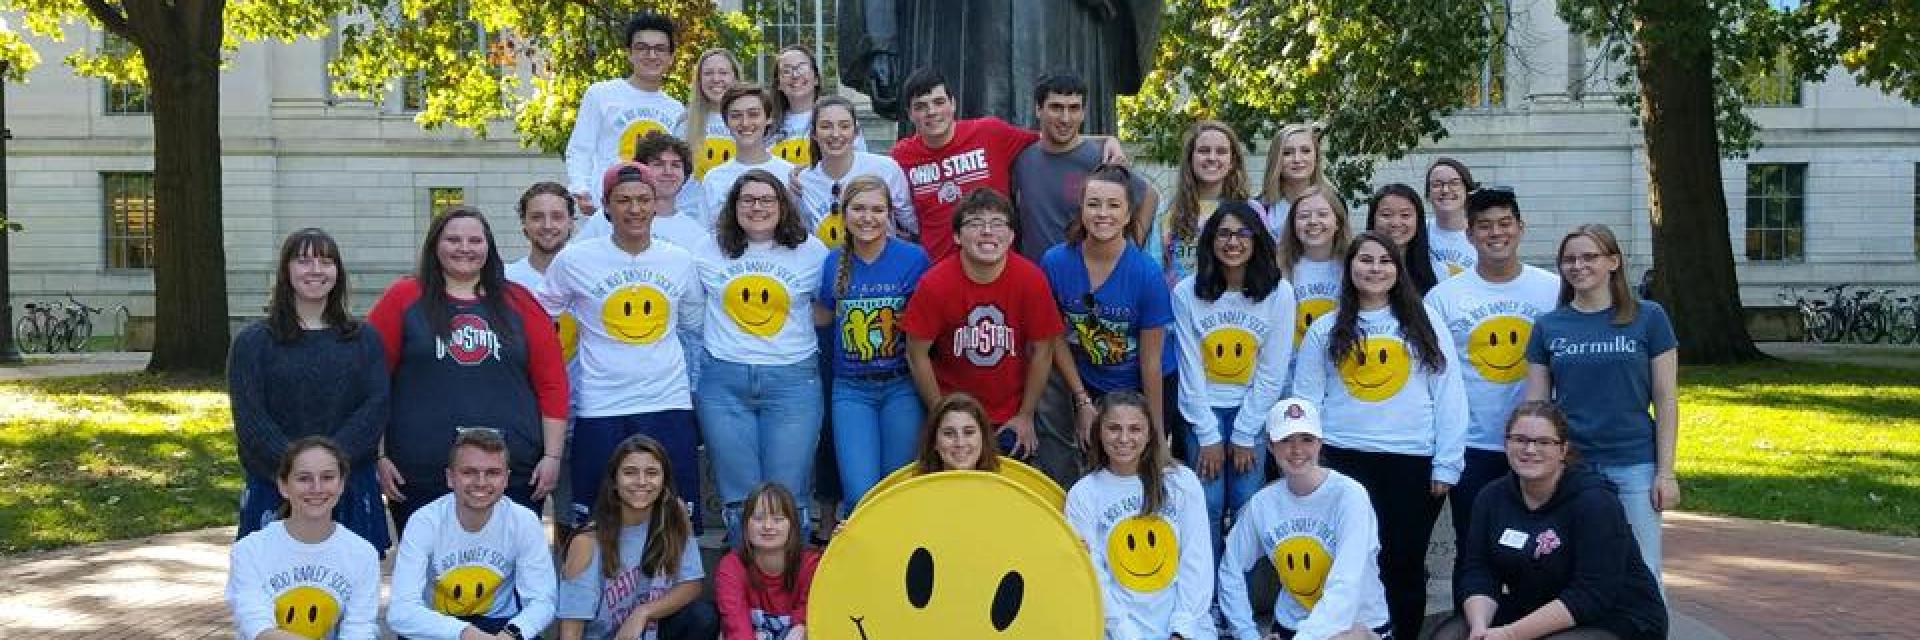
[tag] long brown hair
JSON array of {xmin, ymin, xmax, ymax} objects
[
  {"xmin": 1328, "ymin": 232, "xmax": 1446, "ymax": 374},
  {"xmin": 914, "ymin": 393, "xmax": 1001, "ymax": 474},
  {"xmin": 715, "ymin": 169, "xmax": 811, "ymax": 258},
  {"xmin": 832, "ymin": 175, "xmax": 892, "ymax": 300},
  {"xmin": 1064, "ymin": 165, "xmax": 1142, "ymax": 244},
  {"xmin": 586, "ymin": 435, "xmax": 692, "ymax": 579},
  {"xmin": 274, "ymin": 436, "xmax": 349, "ymax": 520},
  {"xmin": 1276, "ymin": 186, "xmax": 1353, "ymax": 280},
  {"xmin": 733, "ymin": 482, "xmax": 806, "ymax": 593},
  {"xmin": 807, "ymin": 95, "xmax": 859, "ymax": 168},
  {"xmin": 265, "ymin": 228, "xmax": 360, "ymax": 343},
  {"xmin": 416, "ymin": 206, "xmax": 517, "ymax": 343},
  {"xmin": 1169, "ymin": 120, "xmax": 1252, "ymax": 243},
  {"xmin": 1085, "ymin": 392, "xmax": 1171, "ymax": 518},
  {"xmin": 1555, "ymin": 223, "xmax": 1639, "ymax": 326},
  {"xmin": 1261, "ymin": 122, "xmax": 1336, "ymax": 206}
]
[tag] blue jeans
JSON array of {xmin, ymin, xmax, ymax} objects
[
  {"xmin": 571, "ymin": 410, "xmax": 701, "ymax": 531},
  {"xmin": 697, "ymin": 354, "xmax": 824, "ymax": 538},
  {"xmin": 831, "ymin": 373, "xmax": 923, "ymax": 513},
  {"xmin": 238, "ymin": 463, "xmax": 391, "ymax": 553},
  {"xmin": 1599, "ymin": 462, "xmax": 1663, "ymax": 588},
  {"xmin": 1184, "ymin": 406, "xmax": 1267, "ymax": 559}
]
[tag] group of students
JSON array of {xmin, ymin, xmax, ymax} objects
[{"xmin": 223, "ymin": 10, "xmax": 1682, "ymax": 640}]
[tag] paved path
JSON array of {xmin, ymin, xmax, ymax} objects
[
  {"xmin": 1757, "ymin": 342, "xmax": 1920, "ymax": 371},
  {"xmin": 0, "ymin": 351, "xmax": 149, "ymax": 381},
  {"xmin": 1664, "ymin": 512, "xmax": 1919, "ymax": 640}
]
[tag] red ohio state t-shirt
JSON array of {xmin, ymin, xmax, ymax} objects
[
  {"xmin": 901, "ymin": 254, "xmax": 1064, "ymax": 423},
  {"xmin": 890, "ymin": 117, "xmax": 1039, "ymax": 259}
]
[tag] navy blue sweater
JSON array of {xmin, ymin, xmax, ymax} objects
[{"xmin": 228, "ymin": 323, "xmax": 390, "ymax": 479}]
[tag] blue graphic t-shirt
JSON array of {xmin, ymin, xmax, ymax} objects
[
  {"xmin": 1041, "ymin": 242, "xmax": 1176, "ymax": 394},
  {"xmin": 816, "ymin": 237, "xmax": 932, "ymax": 377},
  {"xmin": 1525, "ymin": 300, "xmax": 1677, "ymax": 466}
]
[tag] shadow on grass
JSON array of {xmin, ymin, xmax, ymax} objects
[
  {"xmin": 0, "ymin": 422, "xmax": 239, "ymax": 554},
  {"xmin": 1682, "ymin": 362, "xmax": 1920, "ymax": 423},
  {"xmin": 1682, "ymin": 450, "xmax": 1920, "ymax": 537}
]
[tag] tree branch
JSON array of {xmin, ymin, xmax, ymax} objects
[{"xmin": 81, "ymin": 0, "xmax": 133, "ymax": 39}]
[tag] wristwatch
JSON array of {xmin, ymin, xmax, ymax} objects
[{"xmin": 501, "ymin": 624, "xmax": 524, "ymax": 640}]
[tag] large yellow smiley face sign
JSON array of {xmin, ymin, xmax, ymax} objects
[
  {"xmin": 601, "ymin": 284, "xmax": 671, "ymax": 345},
  {"xmin": 273, "ymin": 585, "xmax": 340, "ymax": 639},
  {"xmin": 1201, "ymin": 326, "xmax": 1258, "ymax": 385},
  {"xmin": 1273, "ymin": 535, "xmax": 1333, "ymax": 610},
  {"xmin": 1105, "ymin": 515, "xmax": 1179, "ymax": 593},
  {"xmin": 434, "ymin": 564, "xmax": 504, "ymax": 616},
  {"xmin": 1338, "ymin": 335, "xmax": 1412, "ymax": 402},
  {"xmin": 1468, "ymin": 315, "xmax": 1531, "ymax": 383},
  {"xmin": 1294, "ymin": 298, "xmax": 1337, "ymax": 345},
  {"xmin": 725, "ymin": 274, "xmax": 790, "ymax": 337},
  {"xmin": 810, "ymin": 472, "xmax": 1102, "ymax": 639}
]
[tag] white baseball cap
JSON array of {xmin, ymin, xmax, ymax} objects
[{"xmin": 1267, "ymin": 397, "xmax": 1322, "ymax": 441}]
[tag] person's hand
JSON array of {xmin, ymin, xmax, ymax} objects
[
  {"xmin": 376, "ymin": 457, "xmax": 407, "ymax": 502},
  {"xmin": 1431, "ymin": 481, "xmax": 1453, "ymax": 497},
  {"xmin": 1263, "ymin": 633, "xmax": 1284, "ymax": 640},
  {"xmin": 1100, "ymin": 136, "xmax": 1130, "ymax": 166},
  {"xmin": 1000, "ymin": 414, "xmax": 1039, "ymax": 459},
  {"xmin": 614, "ymin": 603, "xmax": 653, "ymax": 640},
  {"xmin": 1653, "ymin": 474, "xmax": 1681, "ymax": 511},
  {"xmin": 1074, "ymin": 400, "xmax": 1097, "ymax": 449},
  {"xmin": 1466, "ymin": 629, "xmax": 1491, "ymax": 640},
  {"xmin": 457, "ymin": 625, "xmax": 491, "ymax": 640},
  {"xmin": 1229, "ymin": 445, "xmax": 1256, "ymax": 473},
  {"xmin": 531, "ymin": 455, "xmax": 561, "ymax": 501},
  {"xmin": 1195, "ymin": 443, "xmax": 1224, "ymax": 480},
  {"xmin": 1482, "ymin": 625, "xmax": 1517, "ymax": 640},
  {"xmin": 573, "ymin": 191, "xmax": 598, "ymax": 216}
]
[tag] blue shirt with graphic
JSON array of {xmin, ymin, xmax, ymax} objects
[
  {"xmin": 1041, "ymin": 242, "xmax": 1176, "ymax": 394},
  {"xmin": 1525, "ymin": 300, "xmax": 1677, "ymax": 467},
  {"xmin": 816, "ymin": 237, "xmax": 931, "ymax": 377}
]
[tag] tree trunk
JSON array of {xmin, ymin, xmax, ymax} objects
[
  {"xmin": 1631, "ymin": 0, "xmax": 1765, "ymax": 364},
  {"xmin": 127, "ymin": 1, "xmax": 231, "ymax": 374}
]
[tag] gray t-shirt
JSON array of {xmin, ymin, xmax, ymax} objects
[
  {"xmin": 556, "ymin": 524, "xmax": 705, "ymax": 639},
  {"xmin": 1011, "ymin": 139, "xmax": 1150, "ymax": 260}
]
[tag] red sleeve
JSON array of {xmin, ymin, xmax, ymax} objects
[
  {"xmin": 900, "ymin": 267, "xmax": 946, "ymax": 341},
  {"xmin": 507, "ymin": 282, "xmax": 570, "ymax": 421},
  {"xmin": 791, "ymin": 549, "xmax": 822, "ymax": 626},
  {"xmin": 1019, "ymin": 260, "xmax": 1065, "ymax": 341},
  {"xmin": 987, "ymin": 117, "xmax": 1040, "ymax": 158},
  {"xmin": 713, "ymin": 553, "xmax": 756, "ymax": 640},
  {"xmin": 365, "ymin": 278, "xmax": 420, "ymax": 373}
]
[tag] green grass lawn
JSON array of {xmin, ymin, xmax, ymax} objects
[
  {"xmin": 0, "ymin": 373, "xmax": 238, "ymax": 553},
  {"xmin": 1678, "ymin": 361, "xmax": 1920, "ymax": 536}
]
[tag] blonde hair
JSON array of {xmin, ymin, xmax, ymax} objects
[
  {"xmin": 1261, "ymin": 122, "xmax": 1337, "ymax": 206},
  {"xmin": 1555, "ymin": 224, "xmax": 1640, "ymax": 326},
  {"xmin": 684, "ymin": 48, "xmax": 743, "ymax": 165},
  {"xmin": 832, "ymin": 175, "xmax": 893, "ymax": 299}
]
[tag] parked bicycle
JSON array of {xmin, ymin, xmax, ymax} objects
[
  {"xmin": 12, "ymin": 300, "xmax": 61, "ymax": 353},
  {"xmin": 1888, "ymin": 291, "xmax": 1919, "ymax": 345},
  {"xmin": 1777, "ymin": 285, "xmax": 1832, "ymax": 343},
  {"xmin": 54, "ymin": 293, "xmax": 102, "ymax": 352}
]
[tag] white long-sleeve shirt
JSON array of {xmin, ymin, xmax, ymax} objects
[
  {"xmin": 535, "ymin": 235, "xmax": 705, "ymax": 417},
  {"xmin": 1218, "ymin": 470, "xmax": 1388, "ymax": 640},
  {"xmin": 1171, "ymin": 275, "xmax": 1296, "ymax": 447},
  {"xmin": 563, "ymin": 79, "xmax": 686, "ymax": 207},
  {"xmin": 1424, "ymin": 266, "xmax": 1561, "ymax": 451},
  {"xmin": 387, "ymin": 494, "xmax": 557, "ymax": 639},
  {"xmin": 1065, "ymin": 467, "xmax": 1216, "ymax": 640},
  {"xmin": 226, "ymin": 521, "xmax": 381, "ymax": 640},
  {"xmin": 1293, "ymin": 305, "xmax": 1469, "ymax": 484}
]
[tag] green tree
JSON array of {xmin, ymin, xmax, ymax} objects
[
  {"xmin": 0, "ymin": 0, "xmax": 347, "ymax": 374},
  {"xmin": 1120, "ymin": 0, "xmax": 1499, "ymax": 198},
  {"xmin": 327, "ymin": 0, "xmax": 757, "ymax": 153}
]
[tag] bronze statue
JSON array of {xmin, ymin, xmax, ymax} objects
[{"xmin": 839, "ymin": 0, "xmax": 1163, "ymax": 135}]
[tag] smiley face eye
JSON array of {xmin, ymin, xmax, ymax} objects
[
  {"xmin": 1488, "ymin": 332, "xmax": 1499, "ymax": 346},
  {"xmin": 990, "ymin": 570, "xmax": 1024, "ymax": 631},
  {"xmin": 283, "ymin": 606, "xmax": 296, "ymax": 624},
  {"xmin": 643, "ymin": 300, "xmax": 654, "ymax": 315},
  {"xmin": 759, "ymin": 288, "xmax": 770, "ymax": 304},
  {"xmin": 1234, "ymin": 343, "xmax": 1244, "ymax": 357},
  {"xmin": 1125, "ymin": 533, "xmax": 1136, "ymax": 551},
  {"xmin": 307, "ymin": 604, "xmax": 319, "ymax": 623},
  {"xmin": 1377, "ymin": 348, "xmax": 1389, "ymax": 363},
  {"xmin": 739, "ymin": 288, "xmax": 752, "ymax": 303},
  {"xmin": 906, "ymin": 547, "xmax": 934, "ymax": 609},
  {"xmin": 1146, "ymin": 530, "xmax": 1157, "ymax": 547},
  {"xmin": 623, "ymin": 301, "xmax": 632, "ymax": 316},
  {"xmin": 1509, "ymin": 330, "xmax": 1520, "ymax": 344},
  {"xmin": 1213, "ymin": 344, "xmax": 1223, "ymax": 358}
]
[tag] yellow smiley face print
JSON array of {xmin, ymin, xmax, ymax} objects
[
  {"xmin": 771, "ymin": 137, "xmax": 812, "ymax": 165},
  {"xmin": 1201, "ymin": 326, "xmax": 1258, "ymax": 385},
  {"xmin": 273, "ymin": 585, "xmax": 340, "ymax": 639},
  {"xmin": 1272, "ymin": 535, "xmax": 1332, "ymax": 610},
  {"xmin": 616, "ymin": 119, "xmax": 670, "ymax": 162},
  {"xmin": 434, "ymin": 564, "xmax": 504, "ymax": 617},
  {"xmin": 811, "ymin": 471, "xmax": 1102, "ymax": 639},
  {"xmin": 695, "ymin": 137, "xmax": 737, "ymax": 179},
  {"xmin": 1445, "ymin": 261, "xmax": 1467, "ymax": 277},
  {"xmin": 815, "ymin": 210, "xmax": 847, "ymax": 249},
  {"xmin": 556, "ymin": 312, "xmax": 579, "ymax": 361},
  {"xmin": 1468, "ymin": 315, "xmax": 1532, "ymax": 383},
  {"xmin": 1338, "ymin": 335, "xmax": 1411, "ymax": 402},
  {"xmin": 724, "ymin": 273, "xmax": 790, "ymax": 338},
  {"xmin": 1105, "ymin": 515, "xmax": 1179, "ymax": 593},
  {"xmin": 601, "ymin": 284, "xmax": 671, "ymax": 345},
  {"xmin": 1295, "ymin": 298, "xmax": 1337, "ymax": 346}
]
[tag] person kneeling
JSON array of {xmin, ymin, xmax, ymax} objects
[
  {"xmin": 388, "ymin": 428, "xmax": 556, "ymax": 640},
  {"xmin": 557, "ymin": 435, "xmax": 716, "ymax": 639},
  {"xmin": 1430, "ymin": 402, "xmax": 1667, "ymax": 640}
]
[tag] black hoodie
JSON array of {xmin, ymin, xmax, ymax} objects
[{"xmin": 1456, "ymin": 466, "xmax": 1668, "ymax": 639}]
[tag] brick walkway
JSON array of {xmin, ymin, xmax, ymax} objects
[{"xmin": 1665, "ymin": 511, "xmax": 1920, "ymax": 639}]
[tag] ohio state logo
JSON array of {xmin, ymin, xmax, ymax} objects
[
  {"xmin": 953, "ymin": 304, "xmax": 1015, "ymax": 367},
  {"xmin": 1285, "ymin": 403, "xmax": 1304, "ymax": 419},
  {"xmin": 436, "ymin": 314, "xmax": 502, "ymax": 366},
  {"xmin": 936, "ymin": 180, "xmax": 962, "ymax": 204}
]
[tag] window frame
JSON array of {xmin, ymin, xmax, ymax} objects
[
  {"xmin": 99, "ymin": 33, "xmax": 151, "ymax": 116},
  {"xmin": 102, "ymin": 172, "xmax": 157, "ymax": 270},
  {"xmin": 428, "ymin": 186, "xmax": 467, "ymax": 218},
  {"xmin": 1744, "ymin": 163, "xmax": 1807, "ymax": 262}
]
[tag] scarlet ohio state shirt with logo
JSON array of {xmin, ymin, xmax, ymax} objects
[
  {"xmin": 890, "ymin": 117, "xmax": 1039, "ymax": 259},
  {"xmin": 367, "ymin": 277, "xmax": 569, "ymax": 485},
  {"xmin": 900, "ymin": 254, "xmax": 1064, "ymax": 424}
]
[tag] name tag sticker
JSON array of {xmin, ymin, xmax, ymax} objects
[{"xmin": 1499, "ymin": 529, "xmax": 1529, "ymax": 549}]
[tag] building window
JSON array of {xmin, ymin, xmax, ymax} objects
[
  {"xmin": 1742, "ymin": 47, "xmax": 1802, "ymax": 107},
  {"xmin": 1913, "ymin": 165, "xmax": 1918, "ymax": 260},
  {"xmin": 101, "ymin": 34, "xmax": 150, "ymax": 115},
  {"xmin": 429, "ymin": 187, "xmax": 465, "ymax": 217},
  {"xmin": 750, "ymin": 0, "xmax": 840, "ymax": 90},
  {"xmin": 1745, "ymin": 163, "xmax": 1806, "ymax": 262},
  {"xmin": 103, "ymin": 172, "xmax": 156, "ymax": 269}
]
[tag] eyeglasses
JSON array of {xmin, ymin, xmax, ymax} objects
[
  {"xmin": 630, "ymin": 43, "xmax": 671, "ymax": 57},
  {"xmin": 1506, "ymin": 434, "xmax": 1565, "ymax": 450},
  {"xmin": 1558, "ymin": 252, "xmax": 1612, "ymax": 266},
  {"xmin": 1214, "ymin": 227, "xmax": 1256, "ymax": 242},
  {"xmin": 961, "ymin": 218, "xmax": 1012, "ymax": 232},
  {"xmin": 737, "ymin": 195, "xmax": 781, "ymax": 208},
  {"xmin": 778, "ymin": 63, "xmax": 813, "ymax": 78},
  {"xmin": 1428, "ymin": 178, "xmax": 1466, "ymax": 191}
]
